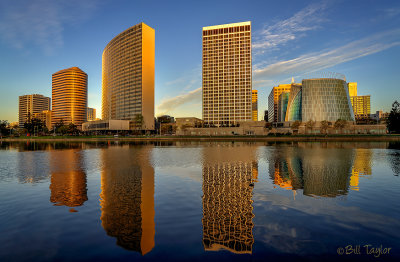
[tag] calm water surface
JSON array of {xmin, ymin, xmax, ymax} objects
[{"xmin": 0, "ymin": 141, "xmax": 399, "ymax": 262}]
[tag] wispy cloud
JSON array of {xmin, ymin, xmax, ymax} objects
[
  {"xmin": 252, "ymin": 1, "xmax": 329, "ymax": 54},
  {"xmin": 156, "ymin": 87, "xmax": 201, "ymax": 116},
  {"xmin": 0, "ymin": 0, "xmax": 98, "ymax": 55},
  {"xmin": 254, "ymin": 29, "xmax": 400, "ymax": 79}
]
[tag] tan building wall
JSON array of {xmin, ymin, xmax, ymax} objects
[
  {"xmin": 102, "ymin": 23, "xmax": 155, "ymax": 130},
  {"xmin": 52, "ymin": 67, "xmax": 88, "ymax": 127},
  {"xmin": 18, "ymin": 94, "xmax": 50, "ymax": 128},
  {"xmin": 348, "ymin": 82, "xmax": 357, "ymax": 97},
  {"xmin": 202, "ymin": 22, "xmax": 252, "ymax": 127},
  {"xmin": 350, "ymin": 95, "xmax": 371, "ymax": 117},
  {"xmin": 82, "ymin": 119, "xmax": 130, "ymax": 131}
]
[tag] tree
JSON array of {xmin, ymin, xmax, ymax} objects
[
  {"xmin": 0, "ymin": 120, "xmax": 9, "ymax": 137},
  {"xmin": 24, "ymin": 118, "xmax": 45, "ymax": 135},
  {"xmin": 334, "ymin": 119, "xmax": 347, "ymax": 134},
  {"xmin": 387, "ymin": 100, "xmax": 400, "ymax": 134},
  {"xmin": 305, "ymin": 120, "xmax": 316, "ymax": 134},
  {"xmin": 320, "ymin": 120, "xmax": 330, "ymax": 135}
]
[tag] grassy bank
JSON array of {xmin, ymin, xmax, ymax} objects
[{"xmin": 2, "ymin": 134, "xmax": 400, "ymax": 142}]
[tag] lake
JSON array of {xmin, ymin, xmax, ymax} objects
[{"xmin": 0, "ymin": 141, "xmax": 399, "ymax": 261}]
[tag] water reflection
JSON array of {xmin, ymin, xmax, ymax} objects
[
  {"xmin": 202, "ymin": 144, "xmax": 257, "ymax": 254},
  {"xmin": 349, "ymin": 149, "xmax": 372, "ymax": 190},
  {"xmin": 100, "ymin": 144, "xmax": 155, "ymax": 255},
  {"xmin": 49, "ymin": 149, "xmax": 88, "ymax": 211},
  {"xmin": 269, "ymin": 143, "xmax": 355, "ymax": 197}
]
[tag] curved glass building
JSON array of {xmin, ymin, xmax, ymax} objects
[
  {"xmin": 52, "ymin": 67, "xmax": 87, "ymax": 127},
  {"xmin": 284, "ymin": 78, "xmax": 354, "ymax": 122},
  {"xmin": 102, "ymin": 23, "xmax": 155, "ymax": 130}
]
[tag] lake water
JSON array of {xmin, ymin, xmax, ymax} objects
[{"xmin": 0, "ymin": 141, "xmax": 399, "ymax": 262}]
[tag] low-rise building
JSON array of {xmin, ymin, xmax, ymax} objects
[
  {"xmin": 176, "ymin": 117, "xmax": 203, "ymax": 129},
  {"xmin": 82, "ymin": 120, "xmax": 130, "ymax": 132}
]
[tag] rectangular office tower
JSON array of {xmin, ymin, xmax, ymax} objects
[
  {"xmin": 202, "ymin": 21, "xmax": 252, "ymax": 127},
  {"xmin": 102, "ymin": 23, "xmax": 155, "ymax": 130},
  {"xmin": 18, "ymin": 94, "xmax": 50, "ymax": 128}
]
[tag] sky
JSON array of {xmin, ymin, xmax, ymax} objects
[{"xmin": 0, "ymin": 0, "xmax": 399, "ymax": 123}]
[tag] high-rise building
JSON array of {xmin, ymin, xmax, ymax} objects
[
  {"xmin": 202, "ymin": 21, "xmax": 252, "ymax": 127},
  {"xmin": 348, "ymin": 82, "xmax": 357, "ymax": 97},
  {"xmin": 52, "ymin": 67, "xmax": 88, "ymax": 127},
  {"xmin": 18, "ymin": 94, "xmax": 50, "ymax": 128},
  {"xmin": 350, "ymin": 95, "xmax": 371, "ymax": 118},
  {"xmin": 277, "ymin": 92, "xmax": 290, "ymax": 122},
  {"xmin": 268, "ymin": 84, "xmax": 291, "ymax": 122},
  {"xmin": 87, "ymin": 107, "xmax": 96, "ymax": 121},
  {"xmin": 102, "ymin": 23, "xmax": 155, "ymax": 130},
  {"xmin": 252, "ymin": 90, "xmax": 258, "ymax": 121}
]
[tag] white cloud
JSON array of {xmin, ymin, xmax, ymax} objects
[
  {"xmin": 156, "ymin": 87, "xmax": 202, "ymax": 116},
  {"xmin": 0, "ymin": 0, "xmax": 98, "ymax": 55},
  {"xmin": 254, "ymin": 29, "xmax": 400, "ymax": 79},
  {"xmin": 252, "ymin": 1, "xmax": 329, "ymax": 54}
]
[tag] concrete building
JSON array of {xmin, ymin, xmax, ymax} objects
[
  {"xmin": 176, "ymin": 117, "xmax": 203, "ymax": 129},
  {"xmin": 18, "ymin": 94, "xmax": 50, "ymax": 128},
  {"xmin": 87, "ymin": 107, "xmax": 96, "ymax": 121},
  {"xmin": 202, "ymin": 22, "xmax": 252, "ymax": 127},
  {"xmin": 268, "ymin": 84, "xmax": 292, "ymax": 123},
  {"xmin": 52, "ymin": 67, "xmax": 88, "ymax": 127},
  {"xmin": 157, "ymin": 115, "xmax": 175, "ymax": 123},
  {"xmin": 252, "ymin": 90, "xmax": 258, "ymax": 121},
  {"xmin": 102, "ymin": 23, "xmax": 155, "ymax": 131},
  {"xmin": 82, "ymin": 120, "xmax": 130, "ymax": 132}
]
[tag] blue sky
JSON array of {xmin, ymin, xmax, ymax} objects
[{"xmin": 0, "ymin": 0, "xmax": 399, "ymax": 122}]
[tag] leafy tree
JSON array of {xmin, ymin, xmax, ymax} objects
[
  {"xmin": 24, "ymin": 118, "xmax": 45, "ymax": 135},
  {"xmin": 320, "ymin": 120, "xmax": 330, "ymax": 134},
  {"xmin": 0, "ymin": 120, "xmax": 9, "ymax": 137},
  {"xmin": 387, "ymin": 100, "xmax": 400, "ymax": 134},
  {"xmin": 290, "ymin": 120, "xmax": 301, "ymax": 130},
  {"xmin": 305, "ymin": 120, "xmax": 316, "ymax": 134},
  {"xmin": 334, "ymin": 119, "xmax": 347, "ymax": 134}
]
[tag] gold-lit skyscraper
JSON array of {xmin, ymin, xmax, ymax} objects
[
  {"xmin": 202, "ymin": 22, "xmax": 252, "ymax": 127},
  {"xmin": 18, "ymin": 94, "xmax": 50, "ymax": 128},
  {"xmin": 52, "ymin": 67, "xmax": 88, "ymax": 127},
  {"xmin": 348, "ymin": 82, "xmax": 357, "ymax": 97},
  {"xmin": 102, "ymin": 23, "xmax": 155, "ymax": 130},
  {"xmin": 252, "ymin": 90, "xmax": 258, "ymax": 121}
]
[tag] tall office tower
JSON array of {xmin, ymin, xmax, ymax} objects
[
  {"xmin": 202, "ymin": 22, "xmax": 252, "ymax": 127},
  {"xmin": 102, "ymin": 23, "xmax": 155, "ymax": 130},
  {"xmin": 52, "ymin": 67, "xmax": 88, "ymax": 127},
  {"xmin": 268, "ymin": 84, "xmax": 291, "ymax": 122},
  {"xmin": 87, "ymin": 107, "xmax": 96, "ymax": 121},
  {"xmin": 348, "ymin": 82, "xmax": 357, "ymax": 97},
  {"xmin": 252, "ymin": 90, "xmax": 258, "ymax": 121},
  {"xmin": 350, "ymin": 95, "xmax": 371, "ymax": 118},
  {"xmin": 18, "ymin": 94, "xmax": 50, "ymax": 128}
]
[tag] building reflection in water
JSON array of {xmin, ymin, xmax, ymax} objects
[
  {"xmin": 269, "ymin": 143, "xmax": 357, "ymax": 197},
  {"xmin": 49, "ymin": 149, "xmax": 88, "ymax": 211},
  {"xmin": 349, "ymin": 149, "xmax": 372, "ymax": 191},
  {"xmin": 202, "ymin": 144, "xmax": 257, "ymax": 254},
  {"xmin": 100, "ymin": 144, "xmax": 155, "ymax": 255}
]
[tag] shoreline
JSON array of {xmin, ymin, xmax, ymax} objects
[{"xmin": 2, "ymin": 135, "xmax": 400, "ymax": 142}]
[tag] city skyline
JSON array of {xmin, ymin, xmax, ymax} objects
[{"xmin": 0, "ymin": 0, "xmax": 399, "ymax": 123}]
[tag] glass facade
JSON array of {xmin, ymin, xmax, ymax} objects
[
  {"xmin": 286, "ymin": 84, "xmax": 302, "ymax": 121},
  {"xmin": 277, "ymin": 92, "xmax": 289, "ymax": 122},
  {"xmin": 102, "ymin": 23, "xmax": 155, "ymax": 130},
  {"xmin": 52, "ymin": 67, "xmax": 88, "ymax": 127},
  {"xmin": 301, "ymin": 78, "xmax": 354, "ymax": 122}
]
